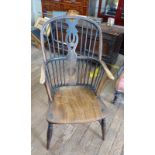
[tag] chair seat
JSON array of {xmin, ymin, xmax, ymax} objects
[{"xmin": 47, "ymin": 86, "xmax": 108, "ymax": 124}]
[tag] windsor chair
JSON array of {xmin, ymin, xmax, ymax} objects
[{"xmin": 40, "ymin": 15, "xmax": 114, "ymax": 149}]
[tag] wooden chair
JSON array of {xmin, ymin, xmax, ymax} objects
[{"xmin": 40, "ymin": 15, "xmax": 115, "ymax": 149}]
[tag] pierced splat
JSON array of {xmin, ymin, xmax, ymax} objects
[
  {"xmin": 65, "ymin": 19, "xmax": 79, "ymax": 83},
  {"xmin": 65, "ymin": 18, "xmax": 79, "ymax": 52}
]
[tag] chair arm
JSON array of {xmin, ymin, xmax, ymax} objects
[
  {"xmin": 40, "ymin": 64, "xmax": 53, "ymax": 101},
  {"xmin": 99, "ymin": 60, "xmax": 115, "ymax": 80}
]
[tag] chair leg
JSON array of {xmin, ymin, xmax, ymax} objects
[
  {"xmin": 100, "ymin": 118, "xmax": 105, "ymax": 140},
  {"xmin": 47, "ymin": 122, "xmax": 53, "ymax": 150},
  {"xmin": 112, "ymin": 91, "xmax": 119, "ymax": 104}
]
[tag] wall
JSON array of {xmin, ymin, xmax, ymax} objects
[
  {"xmin": 31, "ymin": 0, "xmax": 42, "ymax": 25},
  {"xmin": 89, "ymin": 0, "xmax": 99, "ymax": 17}
]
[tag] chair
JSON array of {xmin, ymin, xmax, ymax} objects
[{"xmin": 40, "ymin": 15, "xmax": 114, "ymax": 149}]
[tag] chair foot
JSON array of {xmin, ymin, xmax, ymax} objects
[
  {"xmin": 47, "ymin": 122, "xmax": 53, "ymax": 150},
  {"xmin": 112, "ymin": 91, "xmax": 119, "ymax": 104},
  {"xmin": 100, "ymin": 118, "xmax": 105, "ymax": 140}
]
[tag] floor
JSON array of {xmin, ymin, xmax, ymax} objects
[{"xmin": 31, "ymin": 46, "xmax": 124, "ymax": 155}]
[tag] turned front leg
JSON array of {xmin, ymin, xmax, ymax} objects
[
  {"xmin": 100, "ymin": 118, "xmax": 105, "ymax": 140},
  {"xmin": 47, "ymin": 122, "xmax": 53, "ymax": 150}
]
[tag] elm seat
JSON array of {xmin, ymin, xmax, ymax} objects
[{"xmin": 47, "ymin": 86, "xmax": 108, "ymax": 124}]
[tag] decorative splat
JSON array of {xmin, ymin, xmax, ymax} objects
[
  {"xmin": 65, "ymin": 19, "xmax": 79, "ymax": 83},
  {"xmin": 65, "ymin": 18, "xmax": 79, "ymax": 52}
]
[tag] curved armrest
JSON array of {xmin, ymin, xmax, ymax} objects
[
  {"xmin": 40, "ymin": 64, "xmax": 53, "ymax": 101},
  {"xmin": 99, "ymin": 60, "xmax": 115, "ymax": 80},
  {"xmin": 40, "ymin": 64, "xmax": 46, "ymax": 84}
]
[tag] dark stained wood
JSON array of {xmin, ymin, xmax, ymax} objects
[
  {"xmin": 41, "ymin": 0, "xmax": 89, "ymax": 16},
  {"xmin": 47, "ymin": 86, "xmax": 109, "ymax": 124},
  {"xmin": 47, "ymin": 122, "xmax": 53, "ymax": 149},
  {"xmin": 100, "ymin": 118, "xmax": 105, "ymax": 140},
  {"xmin": 100, "ymin": 23, "xmax": 124, "ymax": 65}
]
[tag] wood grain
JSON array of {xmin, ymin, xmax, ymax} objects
[
  {"xmin": 100, "ymin": 60, "xmax": 115, "ymax": 80},
  {"xmin": 47, "ymin": 86, "xmax": 109, "ymax": 124},
  {"xmin": 31, "ymin": 46, "xmax": 124, "ymax": 155},
  {"xmin": 41, "ymin": 0, "xmax": 89, "ymax": 16},
  {"xmin": 97, "ymin": 105, "xmax": 124, "ymax": 155}
]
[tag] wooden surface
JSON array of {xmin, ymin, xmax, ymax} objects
[
  {"xmin": 101, "ymin": 23, "xmax": 124, "ymax": 36},
  {"xmin": 47, "ymin": 86, "xmax": 108, "ymax": 124},
  {"xmin": 41, "ymin": 0, "xmax": 89, "ymax": 16},
  {"xmin": 31, "ymin": 46, "xmax": 124, "ymax": 155},
  {"xmin": 100, "ymin": 60, "xmax": 115, "ymax": 80}
]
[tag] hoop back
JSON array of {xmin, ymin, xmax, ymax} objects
[{"xmin": 40, "ymin": 16, "xmax": 104, "ymax": 93}]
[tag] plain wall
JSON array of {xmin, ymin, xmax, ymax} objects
[
  {"xmin": 89, "ymin": 0, "xmax": 99, "ymax": 17},
  {"xmin": 31, "ymin": 0, "xmax": 42, "ymax": 25}
]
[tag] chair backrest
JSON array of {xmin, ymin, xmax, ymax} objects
[{"xmin": 40, "ymin": 15, "xmax": 105, "ymax": 94}]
